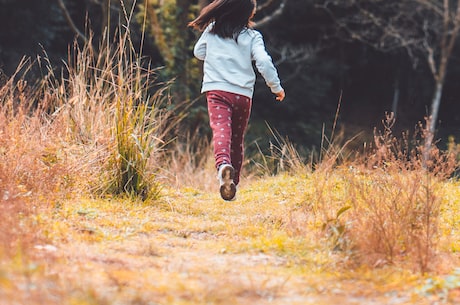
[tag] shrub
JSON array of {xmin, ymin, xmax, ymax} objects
[{"xmin": 303, "ymin": 114, "xmax": 458, "ymax": 272}]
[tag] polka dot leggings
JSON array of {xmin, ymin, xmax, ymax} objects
[{"xmin": 207, "ymin": 90, "xmax": 252, "ymax": 186}]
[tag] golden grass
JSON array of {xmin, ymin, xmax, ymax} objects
[{"xmin": 1, "ymin": 173, "xmax": 459, "ymax": 304}]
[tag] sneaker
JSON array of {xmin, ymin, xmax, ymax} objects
[{"xmin": 218, "ymin": 164, "xmax": 236, "ymax": 201}]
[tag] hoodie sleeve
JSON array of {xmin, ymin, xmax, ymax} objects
[
  {"xmin": 251, "ymin": 31, "xmax": 283, "ymax": 94},
  {"xmin": 193, "ymin": 24, "xmax": 213, "ymax": 61}
]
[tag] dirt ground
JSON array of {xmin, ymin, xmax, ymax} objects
[{"xmin": 2, "ymin": 178, "xmax": 459, "ymax": 304}]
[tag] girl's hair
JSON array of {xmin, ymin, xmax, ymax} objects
[{"xmin": 188, "ymin": 0, "xmax": 256, "ymax": 40}]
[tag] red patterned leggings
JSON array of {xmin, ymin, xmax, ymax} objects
[{"xmin": 206, "ymin": 90, "xmax": 252, "ymax": 186}]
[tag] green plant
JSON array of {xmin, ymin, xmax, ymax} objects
[
  {"xmin": 321, "ymin": 205, "xmax": 351, "ymax": 252},
  {"xmin": 105, "ymin": 28, "xmax": 170, "ymax": 199},
  {"xmin": 109, "ymin": 84, "xmax": 165, "ymax": 200}
]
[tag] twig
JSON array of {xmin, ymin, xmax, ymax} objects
[
  {"xmin": 56, "ymin": 0, "xmax": 89, "ymax": 44},
  {"xmin": 254, "ymin": 0, "xmax": 287, "ymax": 28}
]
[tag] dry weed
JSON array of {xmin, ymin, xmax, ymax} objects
[
  {"xmin": 298, "ymin": 114, "xmax": 458, "ymax": 273},
  {"xmin": 158, "ymin": 132, "xmax": 217, "ymax": 191}
]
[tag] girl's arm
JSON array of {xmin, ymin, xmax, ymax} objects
[
  {"xmin": 275, "ymin": 89, "xmax": 285, "ymax": 101},
  {"xmin": 194, "ymin": 24, "xmax": 213, "ymax": 60},
  {"xmin": 194, "ymin": 33, "xmax": 207, "ymax": 60},
  {"xmin": 251, "ymin": 32, "xmax": 283, "ymax": 95}
]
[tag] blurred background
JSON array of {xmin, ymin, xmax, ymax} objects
[{"xmin": 1, "ymin": 0, "xmax": 459, "ymax": 152}]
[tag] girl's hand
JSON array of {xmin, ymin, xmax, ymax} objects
[{"xmin": 275, "ymin": 89, "xmax": 285, "ymax": 102}]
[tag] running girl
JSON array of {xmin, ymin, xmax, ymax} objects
[{"xmin": 189, "ymin": 0, "xmax": 285, "ymax": 200}]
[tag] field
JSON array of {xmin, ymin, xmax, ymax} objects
[
  {"xmin": 1, "ymin": 30, "xmax": 460, "ymax": 305},
  {"xmin": 1, "ymin": 172, "xmax": 460, "ymax": 305}
]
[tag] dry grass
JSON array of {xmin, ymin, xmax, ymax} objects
[
  {"xmin": 0, "ymin": 61, "xmax": 75, "ymax": 262},
  {"xmin": 0, "ymin": 16, "xmax": 177, "ymax": 304},
  {"xmin": 294, "ymin": 114, "xmax": 459, "ymax": 274},
  {"xmin": 157, "ymin": 132, "xmax": 217, "ymax": 192},
  {"xmin": 41, "ymin": 31, "xmax": 176, "ymax": 199}
]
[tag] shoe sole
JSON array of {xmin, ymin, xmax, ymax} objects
[{"xmin": 220, "ymin": 166, "xmax": 236, "ymax": 201}]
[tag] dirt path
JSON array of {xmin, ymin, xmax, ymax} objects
[
  {"xmin": 8, "ymin": 177, "xmax": 454, "ymax": 304},
  {"xmin": 54, "ymin": 230, "xmax": 417, "ymax": 305}
]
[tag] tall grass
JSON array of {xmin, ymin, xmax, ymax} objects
[
  {"xmin": 39, "ymin": 26, "xmax": 178, "ymax": 199},
  {"xmin": 265, "ymin": 113, "xmax": 458, "ymax": 273},
  {"xmin": 250, "ymin": 123, "xmax": 311, "ymax": 177},
  {"xmin": 0, "ymin": 59, "xmax": 68, "ymax": 262},
  {"xmin": 158, "ymin": 131, "xmax": 217, "ymax": 191},
  {"xmin": 348, "ymin": 115, "xmax": 457, "ymax": 272},
  {"xmin": 0, "ymin": 6, "xmax": 177, "ymax": 265},
  {"xmin": 306, "ymin": 115, "xmax": 458, "ymax": 272}
]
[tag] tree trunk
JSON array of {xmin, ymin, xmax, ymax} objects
[
  {"xmin": 424, "ymin": 0, "xmax": 460, "ymax": 152},
  {"xmin": 429, "ymin": 80, "xmax": 444, "ymax": 136},
  {"xmin": 391, "ymin": 75, "xmax": 399, "ymax": 119},
  {"xmin": 145, "ymin": 3, "xmax": 173, "ymax": 65},
  {"xmin": 424, "ymin": 79, "xmax": 445, "ymax": 165}
]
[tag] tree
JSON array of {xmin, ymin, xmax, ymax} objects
[
  {"xmin": 141, "ymin": 0, "xmax": 197, "ymax": 102},
  {"xmin": 0, "ymin": 0, "xmax": 70, "ymax": 74},
  {"xmin": 319, "ymin": 0, "xmax": 460, "ymax": 148}
]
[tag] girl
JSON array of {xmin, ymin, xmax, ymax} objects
[{"xmin": 189, "ymin": 0, "xmax": 285, "ymax": 201}]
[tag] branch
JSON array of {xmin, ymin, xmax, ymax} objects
[
  {"xmin": 254, "ymin": 0, "xmax": 287, "ymax": 28},
  {"xmin": 438, "ymin": 0, "xmax": 460, "ymax": 77},
  {"xmin": 272, "ymin": 44, "xmax": 317, "ymax": 66},
  {"xmin": 422, "ymin": 20, "xmax": 438, "ymax": 79},
  {"xmin": 56, "ymin": 0, "xmax": 88, "ymax": 44},
  {"xmin": 257, "ymin": 0, "xmax": 277, "ymax": 12}
]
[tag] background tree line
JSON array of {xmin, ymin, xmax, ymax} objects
[{"xmin": 0, "ymin": 0, "xmax": 459, "ymax": 151}]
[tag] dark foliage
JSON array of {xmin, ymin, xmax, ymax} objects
[{"xmin": 0, "ymin": 0, "xmax": 459, "ymax": 150}]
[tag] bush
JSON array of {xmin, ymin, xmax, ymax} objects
[{"xmin": 302, "ymin": 114, "xmax": 458, "ymax": 272}]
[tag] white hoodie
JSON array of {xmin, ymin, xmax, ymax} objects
[{"xmin": 193, "ymin": 24, "xmax": 283, "ymax": 98}]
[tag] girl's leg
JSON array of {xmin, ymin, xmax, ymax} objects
[
  {"xmin": 207, "ymin": 91, "xmax": 233, "ymax": 168},
  {"xmin": 230, "ymin": 95, "xmax": 252, "ymax": 186},
  {"xmin": 207, "ymin": 91, "xmax": 252, "ymax": 186}
]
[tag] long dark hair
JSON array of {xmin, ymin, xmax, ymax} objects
[{"xmin": 188, "ymin": 0, "xmax": 256, "ymax": 40}]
